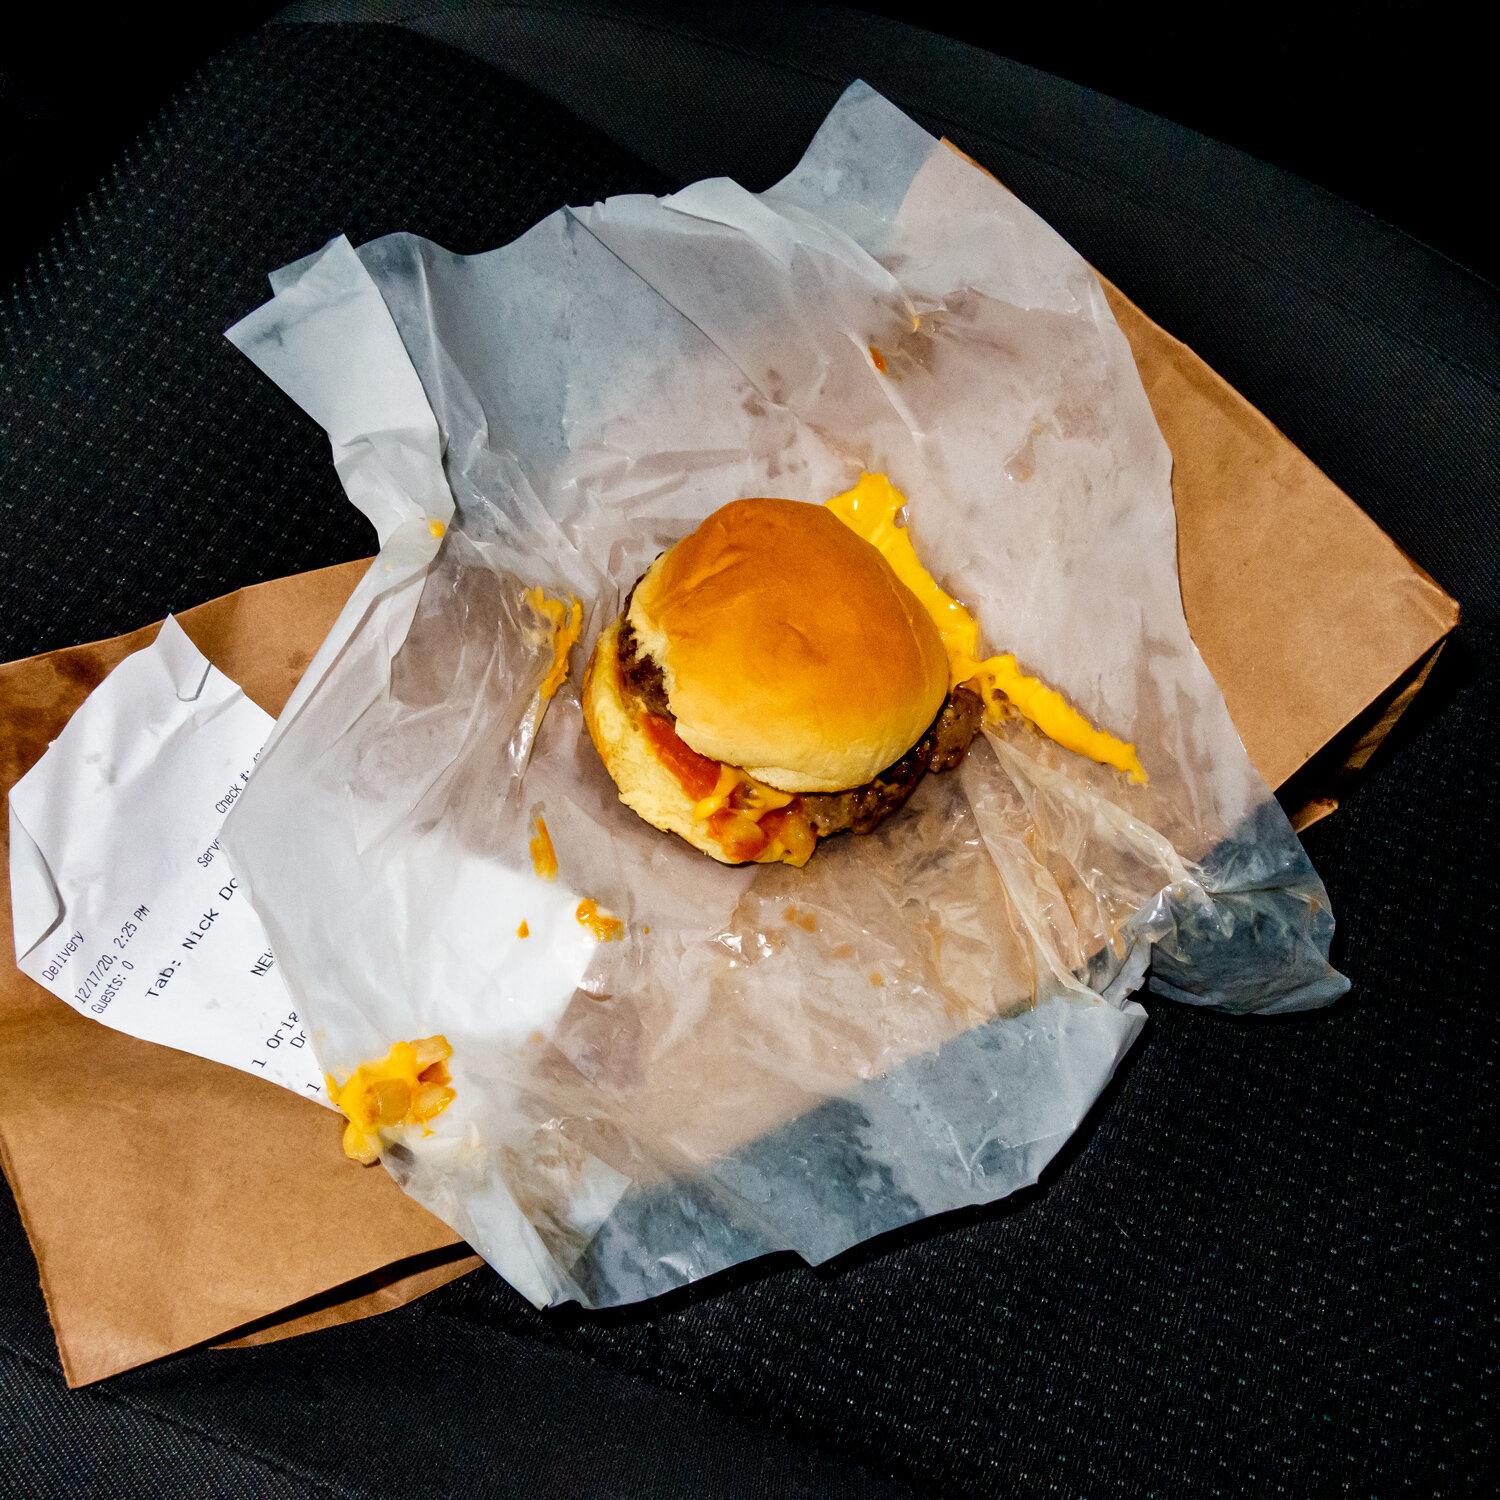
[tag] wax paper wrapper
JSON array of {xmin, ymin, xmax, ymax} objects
[{"xmin": 222, "ymin": 83, "xmax": 1347, "ymax": 1308}]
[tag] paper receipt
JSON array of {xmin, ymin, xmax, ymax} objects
[{"xmin": 8, "ymin": 617, "xmax": 330, "ymax": 1106}]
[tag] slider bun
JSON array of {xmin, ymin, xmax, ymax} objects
[
  {"xmin": 584, "ymin": 617, "xmax": 799, "ymax": 865},
  {"xmin": 627, "ymin": 498, "xmax": 948, "ymax": 792}
]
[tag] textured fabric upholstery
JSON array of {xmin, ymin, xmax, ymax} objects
[{"xmin": 2, "ymin": 11, "xmax": 1495, "ymax": 1496}]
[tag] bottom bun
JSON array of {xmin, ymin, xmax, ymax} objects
[{"xmin": 582, "ymin": 618, "xmax": 812, "ymax": 867}]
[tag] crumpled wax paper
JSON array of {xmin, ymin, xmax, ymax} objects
[{"xmin": 222, "ymin": 83, "xmax": 1347, "ymax": 1309}]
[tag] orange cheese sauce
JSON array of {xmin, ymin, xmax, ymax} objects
[
  {"xmin": 529, "ymin": 815, "xmax": 558, "ymax": 880},
  {"xmin": 576, "ymin": 898, "xmax": 624, "ymax": 941},
  {"xmin": 524, "ymin": 587, "xmax": 583, "ymax": 699},
  {"xmin": 516, "ymin": 920, "xmax": 530, "ymax": 939},
  {"xmin": 825, "ymin": 473, "xmax": 1147, "ymax": 785},
  {"xmin": 706, "ymin": 806, "xmax": 768, "ymax": 862},
  {"xmin": 326, "ymin": 1035, "xmax": 455, "ymax": 1165}
]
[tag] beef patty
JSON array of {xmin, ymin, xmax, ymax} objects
[
  {"xmin": 616, "ymin": 597, "xmax": 984, "ymax": 839},
  {"xmin": 802, "ymin": 685, "xmax": 983, "ymax": 836},
  {"xmin": 618, "ymin": 610, "xmax": 672, "ymax": 718}
]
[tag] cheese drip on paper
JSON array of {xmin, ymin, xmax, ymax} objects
[
  {"xmin": 826, "ymin": 473, "xmax": 1147, "ymax": 785},
  {"xmin": 523, "ymin": 587, "xmax": 583, "ymax": 699},
  {"xmin": 326, "ymin": 1035, "xmax": 456, "ymax": 1165},
  {"xmin": 529, "ymin": 815, "xmax": 558, "ymax": 880},
  {"xmin": 575, "ymin": 898, "xmax": 624, "ymax": 941}
]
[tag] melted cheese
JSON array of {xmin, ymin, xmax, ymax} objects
[
  {"xmin": 326, "ymin": 1035, "xmax": 455, "ymax": 1165},
  {"xmin": 523, "ymin": 587, "xmax": 583, "ymax": 699},
  {"xmin": 576, "ymin": 898, "xmax": 624, "ymax": 941},
  {"xmin": 825, "ymin": 473, "xmax": 1147, "ymax": 785},
  {"xmin": 692, "ymin": 764, "xmax": 794, "ymax": 823},
  {"xmin": 529, "ymin": 816, "xmax": 558, "ymax": 880},
  {"xmin": 693, "ymin": 765, "xmax": 811, "ymax": 866},
  {"xmin": 641, "ymin": 713, "xmax": 813, "ymax": 864}
]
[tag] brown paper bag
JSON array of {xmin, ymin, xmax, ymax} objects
[
  {"xmin": 0, "ymin": 278, "xmax": 1456, "ymax": 1386},
  {"xmin": 0, "ymin": 564, "xmax": 483, "ymax": 1386}
]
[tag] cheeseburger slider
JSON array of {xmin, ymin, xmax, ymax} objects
[{"xmin": 582, "ymin": 497, "xmax": 983, "ymax": 867}]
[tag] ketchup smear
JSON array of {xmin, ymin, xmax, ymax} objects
[{"xmin": 640, "ymin": 714, "xmax": 721, "ymax": 802}]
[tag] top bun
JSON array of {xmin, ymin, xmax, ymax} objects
[{"xmin": 627, "ymin": 498, "xmax": 949, "ymax": 793}]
